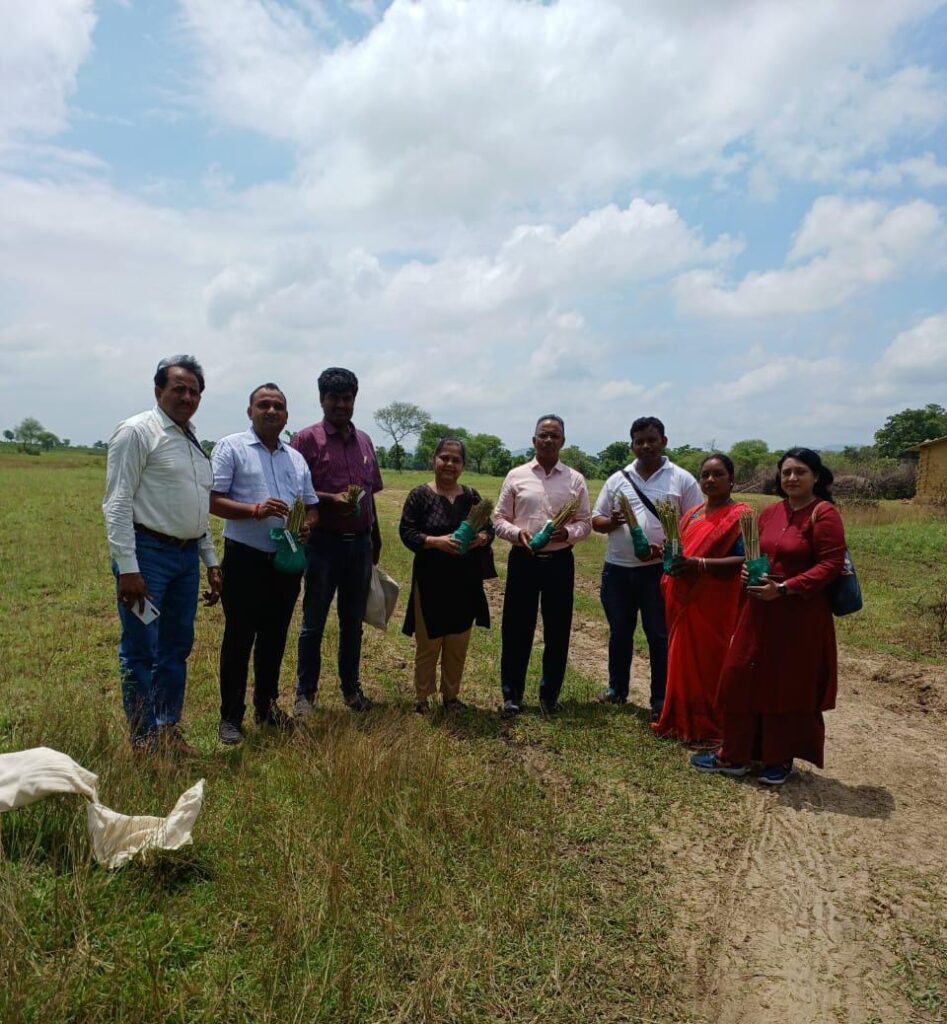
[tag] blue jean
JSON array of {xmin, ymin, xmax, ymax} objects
[
  {"xmin": 600, "ymin": 562, "xmax": 667, "ymax": 711},
  {"xmin": 113, "ymin": 533, "xmax": 200, "ymax": 741},
  {"xmin": 296, "ymin": 531, "xmax": 372, "ymax": 701}
]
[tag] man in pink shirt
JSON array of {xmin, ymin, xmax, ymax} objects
[{"xmin": 493, "ymin": 415, "xmax": 592, "ymax": 714}]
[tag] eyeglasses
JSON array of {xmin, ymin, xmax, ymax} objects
[{"xmin": 536, "ymin": 432, "xmax": 563, "ymax": 441}]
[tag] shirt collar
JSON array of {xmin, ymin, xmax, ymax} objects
[
  {"xmin": 153, "ymin": 404, "xmax": 192, "ymax": 433},
  {"xmin": 529, "ymin": 457, "xmax": 564, "ymax": 475},
  {"xmin": 627, "ymin": 455, "xmax": 668, "ymax": 478},
  {"xmin": 321, "ymin": 417, "xmax": 358, "ymax": 438},
  {"xmin": 246, "ymin": 426, "xmax": 286, "ymax": 451}
]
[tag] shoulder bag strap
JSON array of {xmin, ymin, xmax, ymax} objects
[{"xmin": 620, "ymin": 469, "xmax": 659, "ymax": 519}]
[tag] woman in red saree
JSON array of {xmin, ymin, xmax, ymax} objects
[
  {"xmin": 652, "ymin": 454, "xmax": 749, "ymax": 746},
  {"xmin": 692, "ymin": 448, "xmax": 846, "ymax": 786}
]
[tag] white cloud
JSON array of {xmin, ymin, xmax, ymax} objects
[
  {"xmin": 876, "ymin": 312, "xmax": 947, "ymax": 383},
  {"xmin": 0, "ymin": 1, "xmax": 96, "ymax": 148},
  {"xmin": 177, "ymin": 0, "xmax": 945, "ymax": 222},
  {"xmin": 676, "ymin": 196, "xmax": 945, "ymax": 318}
]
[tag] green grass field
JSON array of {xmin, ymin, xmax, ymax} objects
[{"xmin": 0, "ymin": 453, "xmax": 944, "ymax": 1022}]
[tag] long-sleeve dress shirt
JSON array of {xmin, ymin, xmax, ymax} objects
[
  {"xmin": 493, "ymin": 459, "xmax": 592, "ymax": 552},
  {"xmin": 103, "ymin": 406, "xmax": 218, "ymax": 574}
]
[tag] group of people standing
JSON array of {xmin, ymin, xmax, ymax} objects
[{"xmin": 104, "ymin": 356, "xmax": 847, "ymax": 786}]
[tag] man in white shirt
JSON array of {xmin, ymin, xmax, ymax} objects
[
  {"xmin": 210, "ymin": 384, "xmax": 318, "ymax": 745},
  {"xmin": 493, "ymin": 415, "xmax": 592, "ymax": 714},
  {"xmin": 103, "ymin": 355, "xmax": 222, "ymax": 755},
  {"xmin": 591, "ymin": 416, "xmax": 701, "ymax": 720}
]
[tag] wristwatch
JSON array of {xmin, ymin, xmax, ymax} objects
[{"xmin": 777, "ymin": 582, "xmax": 789, "ymax": 598}]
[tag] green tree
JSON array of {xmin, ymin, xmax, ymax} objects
[
  {"xmin": 559, "ymin": 444, "xmax": 599, "ymax": 479},
  {"xmin": 466, "ymin": 433, "xmax": 506, "ymax": 474},
  {"xmin": 2, "ymin": 429, "xmax": 13, "ymax": 442},
  {"xmin": 13, "ymin": 416, "xmax": 45, "ymax": 451},
  {"xmin": 201, "ymin": 439, "xmax": 215, "ymax": 456},
  {"xmin": 413, "ymin": 421, "xmax": 469, "ymax": 469},
  {"xmin": 36, "ymin": 430, "xmax": 60, "ymax": 451},
  {"xmin": 666, "ymin": 443, "xmax": 708, "ymax": 477},
  {"xmin": 375, "ymin": 445, "xmax": 388, "ymax": 469},
  {"xmin": 488, "ymin": 447, "xmax": 512, "ymax": 476},
  {"xmin": 374, "ymin": 402, "xmax": 431, "ymax": 470},
  {"xmin": 728, "ymin": 439, "xmax": 770, "ymax": 480},
  {"xmin": 597, "ymin": 441, "xmax": 631, "ymax": 476},
  {"xmin": 61, "ymin": 439, "xmax": 70, "ymax": 448},
  {"xmin": 874, "ymin": 404, "xmax": 947, "ymax": 458}
]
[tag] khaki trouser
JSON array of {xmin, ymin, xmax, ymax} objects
[{"xmin": 413, "ymin": 589, "xmax": 472, "ymax": 701}]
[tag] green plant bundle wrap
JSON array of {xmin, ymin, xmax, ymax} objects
[
  {"xmin": 662, "ymin": 540, "xmax": 682, "ymax": 574},
  {"xmin": 269, "ymin": 528, "xmax": 307, "ymax": 575},
  {"xmin": 629, "ymin": 525, "xmax": 651, "ymax": 560},
  {"xmin": 529, "ymin": 521, "xmax": 555, "ymax": 551},
  {"xmin": 745, "ymin": 553, "xmax": 770, "ymax": 587},
  {"xmin": 451, "ymin": 520, "xmax": 476, "ymax": 555}
]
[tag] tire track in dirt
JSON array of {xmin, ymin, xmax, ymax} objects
[{"xmin": 566, "ymin": 613, "xmax": 947, "ymax": 1024}]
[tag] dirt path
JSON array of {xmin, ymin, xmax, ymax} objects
[{"xmin": 567, "ymin": 615, "xmax": 947, "ymax": 1024}]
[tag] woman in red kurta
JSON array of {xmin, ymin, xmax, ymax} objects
[
  {"xmin": 653, "ymin": 454, "xmax": 749, "ymax": 746},
  {"xmin": 692, "ymin": 448, "xmax": 845, "ymax": 786}
]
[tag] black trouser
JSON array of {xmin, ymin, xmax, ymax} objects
[
  {"xmin": 219, "ymin": 539, "xmax": 301, "ymax": 726},
  {"xmin": 500, "ymin": 546, "xmax": 574, "ymax": 705}
]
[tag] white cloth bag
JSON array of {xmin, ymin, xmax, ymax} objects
[
  {"xmin": 363, "ymin": 566, "xmax": 400, "ymax": 631},
  {"xmin": 0, "ymin": 747, "xmax": 204, "ymax": 870}
]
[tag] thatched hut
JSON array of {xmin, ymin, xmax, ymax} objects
[{"xmin": 908, "ymin": 435, "xmax": 947, "ymax": 504}]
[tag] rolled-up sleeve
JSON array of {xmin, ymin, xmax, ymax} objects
[{"xmin": 103, "ymin": 426, "xmax": 145, "ymax": 574}]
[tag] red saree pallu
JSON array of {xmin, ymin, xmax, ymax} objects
[{"xmin": 652, "ymin": 502, "xmax": 748, "ymax": 745}]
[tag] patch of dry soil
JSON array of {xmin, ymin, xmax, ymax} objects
[{"xmin": 567, "ymin": 615, "xmax": 947, "ymax": 1024}]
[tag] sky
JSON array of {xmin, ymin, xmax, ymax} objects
[{"xmin": 2, "ymin": 0, "xmax": 946, "ymax": 453}]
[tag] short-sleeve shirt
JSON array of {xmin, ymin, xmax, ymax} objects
[
  {"xmin": 593, "ymin": 458, "xmax": 702, "ymax": 568},
  {"xmin": 212, "ymin": 428, "xmax": 317, "ymax": 552},
  {"xmin": 290, "ymin": 419, "xmax": 384, "ymax": 534}
]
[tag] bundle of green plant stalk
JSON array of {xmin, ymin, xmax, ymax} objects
[
  {"xmin": 529, "ymin": 496, "xmax": 579, "ymax": 551},
  {"xmin": 740, "ymin": 507, "xmax": 770, "ymax": 586},
  {"xmin": 656, "ymin": 498, "xmax": 682, "ymax": 572},
  {"xmin": 270, "ymin": 495, "xmax": 308, "ymax": 574},
  {"xmin": 342, "ymin": 484, "xmax": 364, "ymax": 515},
  {"xmin": 451, "ymin": 498, "xmax": 493, "ymax": 555},
  {"xmin": 286, "ymin": 495, "xmax": 306, "ymax": 535},
  {"xmin": 617, "ymin": 491, "xmax": 652, "ymax": 560}
]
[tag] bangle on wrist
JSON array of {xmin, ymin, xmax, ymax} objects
[
  {"xmin": 699, "ymin": 558, "xmax": 706, "ymax": 572},
  {"xmin": 252, "ymin": 503, "xmax": 262, "ymax": 520}
]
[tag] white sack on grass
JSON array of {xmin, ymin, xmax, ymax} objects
[
  {"xmin": 0, "ymin": 747, "xmax": 204, "ymax": 870},
  {"xmin": 363, "ymin": 566, "xmax": 400, "ymax": 631}
]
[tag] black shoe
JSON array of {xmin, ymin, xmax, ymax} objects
[
  {"xmin": 255, "ymin": 706, "xmax": 294, "ymax": 731},
  {"xmin": 539, "ymin": 699, "xmax": 559, "ymax": 715},
  {"xmin": 594, "ymin": 688, "xmax": 627, "ymax": 705},
  {"xmin": 414, "ymin": 700, "xmax": 431, "ymax": 715},
  {"xmin": 293, "ymin": 694, "xmax": 315, "ymax": 719},
  {"xmin": 218, "ymin": 720, "xmax": 243, "ymax": 745},
  {"xmin": 650, "ymin": 705, "xmax": 664, "ymax": 724},
  {"xmin": 345, "ymin": 689, "xmax": 373, "ymax": 712},
  {"xmin": 443, "ymin": 698, "xmax": 468, "ymax": 711},
  {"xmin": 501, "ymin": 699, "xmax": 521, "ymax": 716}
]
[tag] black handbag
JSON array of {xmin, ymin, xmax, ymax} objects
[{"xmin": 811, "ymin": 503, "xmax": 863, "ymax": 617}]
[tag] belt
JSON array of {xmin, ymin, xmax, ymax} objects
[
  {"xmin": 135, "ymin": 524, "xmax": 202, "ymax": 549},
  {"xmin": 514, "ymin": 544, "xmax": 573, "ymax": 560}
]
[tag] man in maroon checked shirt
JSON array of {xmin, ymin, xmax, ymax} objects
[{"xmin": 290, "ymin": 367, "xmax": 384, "ymax": 714}]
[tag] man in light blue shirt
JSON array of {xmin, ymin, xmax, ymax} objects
[{"xmin": 211, "ymin": 383, "xmax": 318, "ymax": 744}]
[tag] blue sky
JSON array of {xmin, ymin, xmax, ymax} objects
[{"xmin": 1, "ymin": 0, "xmax": 946, "ymax": 453}]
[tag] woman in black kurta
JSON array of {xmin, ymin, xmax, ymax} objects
[{"xmin": 399, "ymin": 438, "xmax": 494, "ymax": 712}]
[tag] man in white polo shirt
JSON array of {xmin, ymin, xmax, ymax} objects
[
  {"xmin": 210, "ymin": 383, "xmax": 318, "ymax": 745},
  {"xmin": 103, "ymin": 355, "xmax": 222, "ymax": 756},
  {"xmin": 592, "ymin": 416, "xmax": 701, "ymax": 721}
]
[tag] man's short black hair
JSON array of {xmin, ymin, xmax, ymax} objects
[
  {"xmin": 248, "ymin": 382, "xmax": 286, "ymax": 406},
  {"xmin": 154, "ymin": 355, "xmax": 205, "ymax": 393},
  {"xmin": 534, "ymin": 414, "xmax": 565, "ymax": 436},
  {"xmin": 630, "ymin": 416, "xmax": 665, "ymax": 438},
  {"xmin": 318, "ymin": 367, "xmax": 359, "ymax": 399}
]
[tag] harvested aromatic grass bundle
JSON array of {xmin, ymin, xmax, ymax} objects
[
  {"xmin": 287, "ymin": 495, "xmax": 306, "ymax": 535},
  {"xmin": 342, "ymin": 485, "xmax": 365, "ymax": 514},
  {"xmin": 739, "ymin": 507, "xmax": 769, "ymax": 585},
  {"xmin": 529, "ymin": 496, "xmax": 580, "ymax": 551},
  {"xmin": 656, "ymin": 498, "xmax": 682, "ymax": 572},
  {"xmin": 617, "ymin": 491, "xmax": 652, "ymax": 559},
  {"xmin": 451, "ymin": 498, "xmax": 494, "ymax": 554}
]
